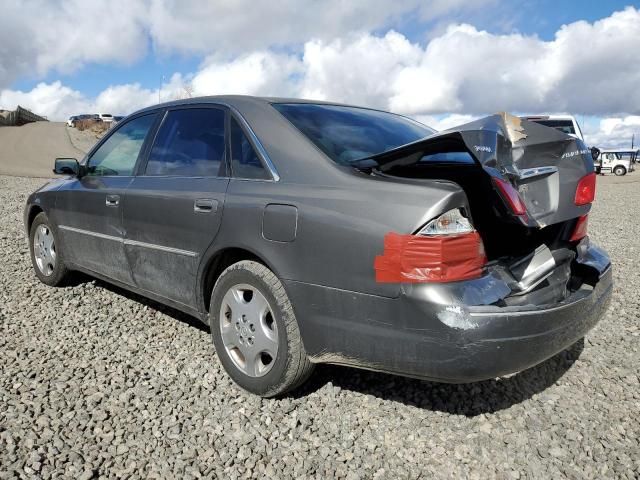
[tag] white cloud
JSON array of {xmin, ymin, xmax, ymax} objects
[
  {"xmin": 293, "ymin": 7, "xmax": 640, "ymax": 116},
  {"xmin": 0, "ymin": 0, "xmax": 494, "ymax": 90},
  {"xmin": 191, "ymin": 52, "xmax": 302, "ymax": 98},
  {"xmin": 2, "ymin": 3, "xmax": 640, "ymax": 154},
  {"xmin": 0, "ymin": 0, "xmax": 148, "ymax": 88},
  {"xmin": 0, "ymin": 82, "xmax": 88, "ymax": 120},
  {"xmin": 146, "ymin": 0, "xmax": 495, "ymax": 55},
  {"xmin": 583, "ymin": 116, "xmax": 640, "ymax": 150}
]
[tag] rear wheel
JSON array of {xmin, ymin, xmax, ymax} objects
[
  {"xmin": 29, "ymin": 212, "xmax": 70, "ymax": 286},
  {"xmin": 614, "ymin": 165, "xmax": 626, "ymax": 176},
  {"xmin": 209, "ymin": 260, "xmax": 314, "ymax": 397}
]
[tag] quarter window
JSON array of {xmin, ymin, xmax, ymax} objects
[
  {"xmin": 230, "ymin": 117, "xmax": 270, "ymax": 180},
  {"xmin": 145, "ymin": 108, "xmax": 226, "ymax": 176},
  {"xmin": 86, "ymin": 114, "xmax": 156, "ymax": 176}
]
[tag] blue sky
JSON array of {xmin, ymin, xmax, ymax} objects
[
  {"xmin": 8, "ymin": 0, "xmax": 635, "ymax": 96},
  {"xmin": 1, "ymin": 0, "xmax": 639, "ymax": 148}
]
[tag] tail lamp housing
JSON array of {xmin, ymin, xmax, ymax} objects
[
  {"xmin": 492, "ymin": 177, "xmax": 526, "ymax": 215},
  {"xmin": 575, "ymin": 173, "xmax": 596, "ymax": 205},
  {"xmin": 374, "ymin": 209, "xmax": 487, "ymax": 283},
  {"xmin": 570, "ymin": 214, "xmax": 589, "ymax": 242}
]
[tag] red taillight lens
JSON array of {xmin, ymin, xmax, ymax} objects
[
  {"xmin": 575, "ymin": 173, "xmax": 596, "ymax": 205},
  {"xmin": 570, "ymin": 214, "xmax": 589, "ymax": 242},
  {"xmin": 492, "ymin": 177, "xmax": 526, "ymax": 215},
  {"xmin": 374, "ymin": 231, "xmax": 487, "ymax": 283}
]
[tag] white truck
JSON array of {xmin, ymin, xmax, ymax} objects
[
  {"xmin": 596, "ymin": 149, "xmax": 637, "ymax": 176},
  {"xmin": 521, "ymin": 115, "xmax": 585, "ymax": 141}
]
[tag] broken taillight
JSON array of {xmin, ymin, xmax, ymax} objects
[
  {"xmin": 374, "ymin": 209, "xmax": 487, "ymax": 283},
  {"xmin": 569, "ymin": 214, "xmax": 589, "ymax": 242},
  {"xmin": 575, "ymin": 172, "xmax": 596, "ymax": 205},
  {"xmin": 492, "ymin": 177, "xmax": 526, "ymax": 215}
]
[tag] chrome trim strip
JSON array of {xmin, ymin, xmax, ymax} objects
[
  {"xmin": 123, "ymin": 239, "xmax": 197, "ymax": 257},
  {"xmin": 58, "ymin": 225, "xmax": 121, "ymax": 242},
  {"xmin": 518, "ymin": 166, "xmax": 558, "ymax": 180},
  {"xmin": 58, "ymin": 225, "xmax": 198, "ymax": 257}
]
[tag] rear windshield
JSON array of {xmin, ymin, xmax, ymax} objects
[
  {"xmin": 273, "ymin": 103, "xmax": 434, "ymax": 165},
  {"xmin": 529, "ymin": 119, "xmax": 575, "ymax": 135}
]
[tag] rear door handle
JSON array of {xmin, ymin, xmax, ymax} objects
[
  {"xmin": 106, "ymin": 194, "xmax": 120, "ymax": 207},
  {"xmin": 194, "ymin": 198, "xmax": 218, "ymax": 213}
]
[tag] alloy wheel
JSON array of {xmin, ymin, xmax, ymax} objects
[
  {"xmin": 219, "ymin": 283, "xmax": 279, "ymax": 377},
  {"xmin": 33, "ymin": 224, "xmax": 56, "ymax": 276}
]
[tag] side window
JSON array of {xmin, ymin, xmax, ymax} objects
[
  {"xmin": 230, "ymin": 117, "xmax": 270, "ymax": 180},
  {"xmin": 87, "ymin": 114, "xmax": 156, "ymax": 176},
  {"xmin": 145, "ymin": 108, "xmax": 226, "ymax": 176}
]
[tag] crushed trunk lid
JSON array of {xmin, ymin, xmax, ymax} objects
[{"xmin": 365, "ymin": 112, "xmax": 594, "ymax": 228}]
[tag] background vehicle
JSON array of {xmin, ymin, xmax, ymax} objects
[
  {"xmin": 24, "ymin": 97, "xmax": 612, "ymax": 397},
  {"xmin": 66, "ymin": 114, "xmax": 102, "ymax": 128},
  {"xmin": 98, "ymin": 113, "xmax": 114, "ymax": 122},
  {"xmin": 522, "ymin": 115, "xmax": 584, "ymax": 141},
  {"xmin": 598, "ymin": 149, "xmax": 637, "ymax": 175}
]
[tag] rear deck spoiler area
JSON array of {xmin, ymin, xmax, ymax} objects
[{"xmin": 367, "ymin": 112, "xmax": 594, "ymax": 228}]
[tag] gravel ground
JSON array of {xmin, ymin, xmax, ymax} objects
[{"xmin": 1, "ymin": 174, "xmax": 638, "ymax": 479}]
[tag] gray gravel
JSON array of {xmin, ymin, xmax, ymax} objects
[{"xmin": 1, "ymin": 173, "xmax": 639, "ymax": 479}]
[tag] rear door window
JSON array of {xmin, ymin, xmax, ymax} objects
[
  {"xmin": 229, "ymin": 117, "xmax": 270, "ymax": 180},
  {"xmin": 145, "ymin": 108, "xmax": 226, "ymax": 177}
]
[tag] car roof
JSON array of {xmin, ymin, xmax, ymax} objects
[
  {"xmin": 521, "ymin": 115, "xmax": 576, "ymax": 121},
  {"xmin": 131, "ymin": 95, "xmax": 385, "ymax": 116}
]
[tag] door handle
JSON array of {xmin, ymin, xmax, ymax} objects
[
  {"xmin": 194, "ymin": 198, "xmax": 218, "ymax": 213},
  {"xmin": 106, "ymin": 194, "xmax": 120, "ymax": 207}
]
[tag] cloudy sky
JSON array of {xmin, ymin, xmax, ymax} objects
[{"xmin": 1, "ymin": 0, "xmax": 639, "ymax": 148}]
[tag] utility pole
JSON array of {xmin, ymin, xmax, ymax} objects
[
  {"xmin": 158, "ymin": 75, "xmax": 165, "ymax": 104},
  {"xmin": 632, "ymin": 133, "xmax": 635, "ymax": 149}
]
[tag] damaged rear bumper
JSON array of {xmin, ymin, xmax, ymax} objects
[{"xmin": 286, "ymin": 243, "xmax": 612, "ymax": 383}]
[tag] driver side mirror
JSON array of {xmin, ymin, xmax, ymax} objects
[{"xmin": 53, "ymin": 158, "xmax": 80, "ymax": 176}]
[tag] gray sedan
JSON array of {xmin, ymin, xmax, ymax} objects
[{"xmin": 25, "ymin": 96, "xmax": 612, "ymax": 396}]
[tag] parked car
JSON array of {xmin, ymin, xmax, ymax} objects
[
  {"xmin": 597, "ymin": 149, "xmax": 637, "ymax": 175},
  {"xmin": 98, "ymin": 113, "xmax": 114, "ymax": 122},
  {"xmin": 25, "ymin": 97, "xmax": 612, "ymax": 397},
  {"xmin": 67, "ymin": 114, "xmax": 102, "ymax": 128},
  {"xmin": 521, "ymin": 115, "xmax": 584, "ymax": 141}
]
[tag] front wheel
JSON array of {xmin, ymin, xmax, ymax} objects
[
  {"xmin": 29, "ymin": 212, "xmax": 70, "ymax": 286},
  {"xmin": 210, "ymin": 260, "xmax": 314, "ymax": 397},
  {"xmin": 614, "ymin": 166, "xmax": 627, "ymax": 176}
]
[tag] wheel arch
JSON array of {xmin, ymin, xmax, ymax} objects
[
  {"xmin": 198, "ymin": 246, "xmax": 282, "ymax": 315},
  {"xmin": 26, "ymin": 205, "xmax": 44, "ymax": 233}
]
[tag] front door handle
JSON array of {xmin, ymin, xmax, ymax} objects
[
  {"xmin": 194, "ymin": 198, "xmax": 218, "ymax": 213},
  {"xmin": 106, "ymin": 194, "xmax": 120, "ymax": 207}
]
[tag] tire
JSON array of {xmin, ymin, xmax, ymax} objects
[
  {"xmin": 29, "ymin": 212, "xmax": 70, "ymax": 286},
  {"xmin": 614, "ymin": 166, "xmax": 626, "ymax": 176},
  {"xmin": 209, "ymin": 260, "xmax": 314, "ymax": 397}
]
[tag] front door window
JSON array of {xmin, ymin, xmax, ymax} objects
[{"xmin": 86, "ymin": 114, "xmax": 156, "ymax": 176}]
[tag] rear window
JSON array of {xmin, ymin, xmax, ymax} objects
[
  {"xmin": 273, "ymin": 103, "xmax": 434, "ymax": 165},
  {"xmin": 529, "ymin": 119, "xmax": 575, "ymax": 135}
]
